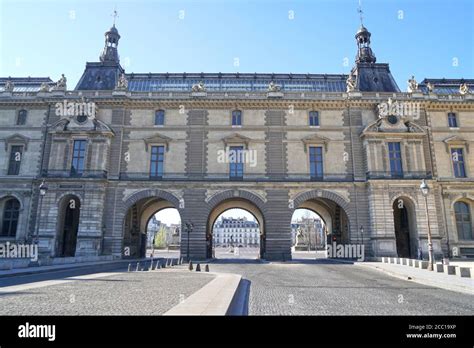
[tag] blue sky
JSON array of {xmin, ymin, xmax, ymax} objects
[{"xmin": 0, "ymin": 0, "xmax": 473, "ymax": 89}]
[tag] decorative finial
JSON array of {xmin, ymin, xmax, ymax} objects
[
  {"xmin": 358, "ymin": 0, "xmax": 364, "ymax": 26},
  {"xmin": 111, "ymin": 6, "xmax": 119, "ymax": 26}
]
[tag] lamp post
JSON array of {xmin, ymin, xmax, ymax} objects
[
  {"xmin": 185, "ymin": 222, "xmax": 194, "ymax": 261},
  {"xmin": 420, "ymin": 179, "xmax": 434, "ymax": 271},
  {"xmin": 360, "ymin": 226, "xmax": 364, "ymax": 246},
  {"xmin": 35, "ymin": 181, "xmax": 48, "ymax": 245}
]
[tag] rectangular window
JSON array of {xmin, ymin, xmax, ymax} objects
[
  {"xmin": 150, "ymin": 145, "xmax": 165, "ymax": 178},
  {"xmin": 155, "ymin": 110, "xmax": 165, "ymax": 126},
  {"xmin": 229, "ymin": 146, "xmax": 244, "ymax": 179},
  {"xmin": 309, "ymin": 146, "xmax": 323, "ymax": 179},
  {"xmin": 451, "ymin": 148, "xmax": 466, "ymax": 178},
  {"xmin": 448, "ymin": 112, "xmax": 458, "ymax": 128},
  {"xmin": 232, "ymin": 110, "xmax": 242, "ymax": 126},
  {"xmin": 7, "ymin": 145, "xmax": 23, "ymax": 175},
  {"xmin": 388, "ymin": 142, "xmax": 403, "ymax": 177},
  {"xmin": 309, "ymin": 111, "xmax": 319, "ymax": 126},
  {"xmin": 71, "ymin": 140, "xmax": 87, "ymax": 175}
]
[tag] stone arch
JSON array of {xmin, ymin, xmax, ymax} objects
[
  {"xmin": 293, "ymin": 190, "xmax": 352, "ymax": 219},
  {"xmin": 56, "ymin": 192, "xmax": 84, "ymax": 206},
  {"xmin": 56, "ymin": 194, "xmax": 82, "ymax": 257},
  {"xmin": 120, "ymin": 189, "xmax": 182, "ymax": 258},
  {"xmin": 206, "ymin": 189, "xmax": 267, "ymax": 259},
  {"xmin": 391, "ymin": 195, "xmax": 418, "ymax": 258},
  {"xmin": 0, "ymin": 193, "xmax": 25, "ymax": 210},
  {"xmin": 122, "ymin": 189, "xmax": 181, "ymax": 212}
]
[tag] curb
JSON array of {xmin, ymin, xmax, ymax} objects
[
  {"xmin": 0, "ymin": 258, "xmax": 161, "ymax": 279},
  {"xmin": 356, "ymin": 262, "xmax": 474, "ymax": 296},
  {"xmin": 164, "ymin": 272, "xmax": 242, "ymax": 315}
]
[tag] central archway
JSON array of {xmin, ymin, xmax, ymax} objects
[{"xmin": 207, "ymin": 197, "xmax": 265, "ymax": 259}]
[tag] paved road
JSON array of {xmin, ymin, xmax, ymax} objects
[{"xmin": 209, "ymin": 259, "xmax": 474, "ymax": 315}]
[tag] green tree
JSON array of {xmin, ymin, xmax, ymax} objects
[{"xmin": 154, "ymin": 225, "xmax": 167, "ymax": 248}]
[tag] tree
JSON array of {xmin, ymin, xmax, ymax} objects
[{"xmin": 154, "ymin": 225, "xmax": 167, "ymax": 248}]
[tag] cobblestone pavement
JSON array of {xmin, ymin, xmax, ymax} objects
[
  {"xmin": 0, "ymin": 270, "xmax": 214, "ymax": 315},
  {"xmin": 209, "ymin": 260, "xmax": 474, "ymax": 315}
]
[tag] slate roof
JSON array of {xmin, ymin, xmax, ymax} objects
[{"xmin": 0, "ymin": 77, "xmax": 53, "ymax": 92}]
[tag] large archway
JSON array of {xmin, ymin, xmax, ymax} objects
[
  {"xmin": 206, "ymin": 198, "xmax": 265, "ymax": 260},
  {"xmin": 122, "ymin": 190, "xmax": 181, "ymax": 259},
  {"xmin": 56, "ymin": 195, "xmax": 81, "ymax": 257},
  {"xmin": 292, "ymin": 190, "xmax": 352, "ymax": 259},
  {"xmin": 392, "ymin": 197, "xmax": 418, "ymax": 258},
  {"xmin": 291, "ymin": 208, "xmax": 326, "ymax": 258}
]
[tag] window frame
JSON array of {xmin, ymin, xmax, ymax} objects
[
  {"xmin": 154, "ymin": 110, "xmax": 165, "ymax": 126},
  {"xmin": 309, "ymin": 146, "xmax": 324, "ymax": 180},
  {"xmin": 7, "ymin": 145, "xmax": 23, "ymax": 176},
  {"xmin": 16, "ymin": 110, "xmax": 27, "ymax": 126},
  {"xmin": 448, "ymin": 112, "xmax": 459, "ymax": 128},
  {"xmin": 309, "ymin": 111, "xmax": 320, "ymax": 127},
  {"xmin": 150, "ymin": 145, "xmax": 165, "ymax": 178},
  {"xmin": 232, "ymin": 110, "xmax": 242, "ymax": 127},
  {"xmin": 229, "ymin": 145, "xmax": 244, "ymax": 180},
  {"xmin": 388, "ymin": 142, "xmax": 403, "ymax": 178},
  {"xmin": 451, "ymin": 147, "xmax": 467, "ymax": 178},
  {"xmin": 71, "ymin": 139, "xmax": 87, "ymax": 176},
  {"xmin": 454, "ymin": 201, "xmax": 473, "ymax": 241},
  {"xmin": 1, "ymin": 198, "xmax": 20, "ymax": 237}
]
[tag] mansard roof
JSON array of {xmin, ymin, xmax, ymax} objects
[
  {"xmin": 124, "ymin": 73, "xmax": 348, "ymax": 93},
  {"xmin": 420, "ymin": 78, "xmax": 474, "ymax": 95},
  {"xmin": 0, "ymin": 77, "xmax": 53, "ymax": 92}
]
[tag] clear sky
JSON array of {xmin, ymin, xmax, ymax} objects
[{"xmin": 1, "ymin": 0, "xmax": 473, "ymax": 89}]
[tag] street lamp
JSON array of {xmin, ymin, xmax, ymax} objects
[
  {"xmin": 420, "ymin": 179, "xmax": 434, "ymax": 271},
  {"xmin": 35, "ymin": 180, "xmax": 48, "ymax": 245},
  {"xmin": 360, "ymin": 226, "xmax": 364, "ymax": 246},
  {"xmin": 185, "ymin": 222, "xmax": 194, "ymax": 261}
]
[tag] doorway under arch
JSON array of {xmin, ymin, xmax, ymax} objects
[
  {"xmin": 206, "ymin": 198, "xmax": 265, "ymax": 260},
  {"xmin": 56, "ymin": 195, "xmax": 81, "ymax": 257},
  {"xmin": 392, "ymin": 197, "xmax": 418, "ymax": 258},
  {"xmin": 123, "ymin": 197, "xmax": 181, "ymax": 258},
  {"xmin": 291, "ymin": 208, "xmax": 327, "ymax": 255}
]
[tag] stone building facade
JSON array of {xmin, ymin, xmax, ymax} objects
[
  {"xmin": 0, "ymin": 23, "xmax": 473, "ymax": 262},
  {"xmin": 213, "ymin": 217, "xmax": 260, "ymax": 248}
]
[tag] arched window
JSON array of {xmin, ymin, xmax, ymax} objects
[
  {"xmin": 455, "ymin": 202, "xmax": 473, "ymax": 240},
  {"xmin": 17, "ymin": 110, "xmax": 27, "ymax": 125},
  {"xmin": 1, "ymin": 198, "xmax": 20, "ymax": 237},
  {"xmin": 155, "ymin": 110, "xmax": 165, "ymax": 126}
]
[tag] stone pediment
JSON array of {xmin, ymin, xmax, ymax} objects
[
  {"xmin": 3, "ymin": 133, "xmax": 30, "ymax": 150},
  {"xmin": 51, "ymin": 117, "xmax": 114, "ymax": 136},
  {"xmin": 301, "ymin": 134, "xmax": 330, "ymax": 152},
  {"xmin": 443, "ymin": 135, "xmax": 469, "ymax": 152},
  {"xmin": 361, "ymin": 119, "xmax": 425, "ymax": 137},
  {"xmin": 221, "ymin": 133, "xmax": 251, "ymax": 148},
  {"xmin": 144, "ymin": 133, "xmax": 172, "ymax": 151}
]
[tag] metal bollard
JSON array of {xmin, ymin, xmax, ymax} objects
[
  {"xmin": 205, "ymin": 264, "xmax": 209, "ymax": 272},
  {"xmin": 128, "ymin": 263, "xmax": 132, "ymax": 272},
  {"xmin": 196, "ymin": 263, "xmax": 201, "ymax": 272},
  {"xmin": 149, "ymin": 261, "xmax": 153, "ymax": 271},
  {"xmin": 188, "ymin": 261, "xmax": 193, "ymax": 271},
  {"xmin": 135, "ymin": 262, "xmax": 140, "ymax": 272}
]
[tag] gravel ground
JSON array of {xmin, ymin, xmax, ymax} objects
[
  {"xmin": 209, "ymin": 260, "xmax": 474, "ymax": 315},
  {"xmin": 0, "ymin": 270, "xmax": 214, "ymax": 315}
]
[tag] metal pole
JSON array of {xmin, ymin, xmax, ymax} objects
[
  {"xmin": 35, "ymin": 194, "xmax": 44, "ymax": 245},
  {"xmin": 424, "ymin": 195, "xmax": 434, "ymax": 271},
  {"xmin": 187, "ymin": 227, "xmax": 190, "ymax": 261}
]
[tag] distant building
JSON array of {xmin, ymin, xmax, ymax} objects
[{"xmin": 213, "ymin": 217, "xmax": 260, "ymax": 247}]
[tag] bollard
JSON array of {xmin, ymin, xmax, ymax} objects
[
  {"xmin": 188, "ymin": 261, "xmax": 193, "ymax": 271},
  {"xmin": 128, "ymin": 263, "xmax": 132, "ymax": 272},
  {"xmin": 149, "ymin": 261, "xmax": 154, "ymax": 271},
  {"xmin": 205, "ymin": 264, "xmax": 209, "ymax": 272},
  {"xmin": 135, "ymin": 262, "xmax": 140, "ymax": 272},
  {"xmin": 180, "ymin": 257, "xmax": 183, "ymax": 265},
  {"xmin": 196, "ymin": 263, "xmax": 201, "ymax": 272}
]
